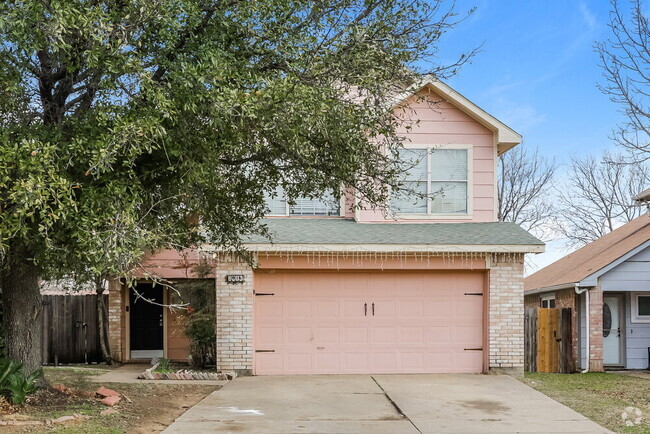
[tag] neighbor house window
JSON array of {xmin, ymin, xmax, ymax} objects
[
  {"xmin": 541, "ymin": 295, "xmax": 556, "ymax": 309},
  {"xmin": 264, "ymin": 186, "xmax": 340, "ymax": 216},
  {"xmin": 392, "ymin": 147, "xmax": 470, "ymax": 215},
  {"xmin": 631, "ymin": 293, "xmax": 650, "ymax": 323}
]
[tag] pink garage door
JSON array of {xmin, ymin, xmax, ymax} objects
[{"xmin": 254, "ymin": 271, "xmax": 485, "ymax": 375}]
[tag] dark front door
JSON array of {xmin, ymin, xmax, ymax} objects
[{"xmin": 130, "ymin": 284, "xmax": 164, "ymax": 358}]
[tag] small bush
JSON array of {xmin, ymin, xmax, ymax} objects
[
  {"xmin": 154, "ymin": 358, "xmax": 173, "ymax": 373},
  {"xmin": 185, "ymin": 313, "xmax": 215, "ymax": 369},
  {"xmin": 0, "ymin": 359, "xmax": 42, "ymax": 404}
]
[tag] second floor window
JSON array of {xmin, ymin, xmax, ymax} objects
[
  {"xmin": 393, "ymin": 147, "xmax": 470, "ymax": 215},
  {"xmin": 264, "ymin": 186, "xmax": 340, "ymax": 216}
]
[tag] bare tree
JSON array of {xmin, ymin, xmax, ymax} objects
[
  {"xmin": 597, "ymin": 0, "xmax": 650, "ymax": 162},
  {"xmin": 557, "ymin": 153, "xmax": 649, "ymax": 247},
  {"xmin": 498, "ymin": 145, "xmax": 557, "ymax": 240}
]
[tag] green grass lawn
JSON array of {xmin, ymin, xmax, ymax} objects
[{"xmin": 523, "ymin": 372, "xmax": 650, "ymax": 433}]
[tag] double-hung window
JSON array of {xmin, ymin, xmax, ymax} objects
[
  {"xmin": 264, "ymin": 186, "xmax": 340, "ymax": 216},
  {"xmin": 393, "ymin": 146, "xmax": 470, "ymax": 215}
]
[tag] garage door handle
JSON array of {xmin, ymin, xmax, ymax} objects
[
  {"xmin": 464, "ymin": 348, "xmax": 483, "ymax": 351},
  {"xmin": 364, "ymin": 303, "xmax": 367, "ymax": 316},
  {"xmin": 255, "ymin": 350, "xmax": 275, "ymax": 353}
]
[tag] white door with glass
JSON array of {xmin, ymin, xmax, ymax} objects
[{"xmin": 603, "ymin": 295, "xmax": 623, "ymax": 365}]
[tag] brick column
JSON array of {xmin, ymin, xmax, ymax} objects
[
  {"xmin": 588, "ymin": 287, "xmax": 604, "ymax": 372},
  {"xmin": 215, "ymin": 255, "xmax": 254, "ymax": 375},
  {"xmin": 488, "ymin": 254, "xmax": 525, "ymax": 377},
  {"xmin": 107, "ymin": 279, "xmax": 123, "ymax": 362}
]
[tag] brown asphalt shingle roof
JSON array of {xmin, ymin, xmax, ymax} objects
[{"xmin": 524, "ymin": 214, "xmax": 650, "ymax": 291}]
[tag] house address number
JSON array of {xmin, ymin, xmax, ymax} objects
[{"xmin": 225, "ymin": 274, "xmax": 245, "ymax": 284}]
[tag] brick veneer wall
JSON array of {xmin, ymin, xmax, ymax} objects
[
  {"xmin": 488, "ymin": 254, "xmax": 525, "ymax": 376},
  {"xmin": 107, "ymin": 279, "xmax": 123, "ymax": 362},
  {"xmin": 588, "ymin": 286, "xmax": 604, "ymax": 372},
  {"xmin": 215, "ymin": 256, "xmax": 254, "ymax": 375}
]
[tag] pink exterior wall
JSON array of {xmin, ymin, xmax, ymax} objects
[
  {"xmin": 353, "ymin": 87, "xmax": 497, "ymax": 223},
  {"xmin": 137, "ymin": 249, "xmax": 214, "ymax": 279}
]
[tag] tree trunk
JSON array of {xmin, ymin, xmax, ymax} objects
[
  {"xmin": 0, "ymin": 254, "xmax": 43, "ymax": 376},
  {"xmin": 96, "ymin": 280, "xmax": 112, "ymax": 365}
]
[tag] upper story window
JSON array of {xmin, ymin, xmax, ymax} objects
[
  {"xmin": 392, "ymin": 147, "xmax": 470, "ymax": 215},
  {"xmin": 264, "ymin": 186, "xmax": 340, "ymax": 216}
]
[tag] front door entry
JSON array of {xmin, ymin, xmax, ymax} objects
[
  {"xmin": 603, "ymin": 295, "xmax": 624, "ymax": 366},
  {"xmin": 130, "ymin": 284, "xmax": 164, "ymax": 359}
]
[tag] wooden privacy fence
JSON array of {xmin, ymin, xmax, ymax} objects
[
  {"xmin": 41, "ymin": 295, "xmax": 106, "ymax": 365},
  {"xmin": 525, "ymin": 307, "xmax": 573, "ymax": 373}
]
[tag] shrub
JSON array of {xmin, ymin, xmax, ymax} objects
[
  {"xmin": 0, "ymin": 359, "xmax": 42, "ymax": 404},
  {"xmin": 154, "ymin": 358, "xmax": 173, "ymax": 373},
  {"xmin": 184, "ymin": 313, "xmax": 215, "ymax": 369}
]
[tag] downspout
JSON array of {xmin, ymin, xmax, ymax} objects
[{"xmin": 575, "ymin": 284, "xmax": 589, "ymax": 373}]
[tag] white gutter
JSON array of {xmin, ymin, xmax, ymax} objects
[
  {"xmin": 239, "ymin": 243, "xmax": 545, "ymax": 254},
  {"xmin": 574, "ymin": 283, "xmax": 590, "ymax": 373}
]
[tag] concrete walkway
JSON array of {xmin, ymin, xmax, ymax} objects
[
  {"xmin": 88, "ymin": 364, "xmax": 228, "ymax": 386},
  {"xmin": 163, "ymin": 374, "xmax": 611, "ymax": 433}
]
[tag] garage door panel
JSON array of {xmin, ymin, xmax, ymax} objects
[
  {"xmin": 315, "ymin": 353, "xmax": 340, "ymax": 372},
  {"xmin": 342, "ymin": 300, "xmax": 366, "ymax": 318},
  {"xmin": 399, "ymin": 300, "xmax": 425, "ymax": 317},
  {"xmin": 370, "ymin": 327, "xmax": 396, "ymax": 344},
  {"xmin": 313, "ymin": 300, "xmax": 340, "ymax": 319},
  {"xmin": 257, "ymin": 327, "xmax": 284, "ymax": 345},
  {"xmin": 343, "ymin": 352, "xmax": 369, "ymax": 371},
  {"xmin": 286, "ymin": 301, "xmax": 311, "ymax": 319},
  {"xmin": 425, "ymin": 352, "xmax": 454, "ymax": 371},
  {"xmin": 455, "ymin": 351, "xmax": 484, "ymax": 372},
  {"xmin": 399, "ymin": 327, "xmax": 425, "ymax": 345},
  {"xmin": 255, "ymin": 300, "xmax": 283, "ymax": 320},
  {"xmin": 315, "ymin": 327, "xmax": 340, "ymax": 344},
  {"xmin": 287, "ymin": 353, "xmax": 312, "ymax": 372},
  {"xmin": 342, "ymin": 327, "xmax": 369, "ymax": 344},
  {"xmin": 400, "ymin": 352, "xmax": 425, "ymax": 371},
  {"xmin": 370, "ymin": 352, "xmax": 398, "ymax": 371},
  {"xmin": 368, "ymin": 274, "xmax": 397, "ymax": 296},
  {"xmin": 394, "ymin": 275, "xmax": 424, "ymax": 295},
  {"xmin": 340, "ymin": 274, "xmax": 370, "ymax": 296},
  {"xmin": 287, "ymin": 327, "xmax": 312, "ymax": 345},
  {"xmin": 455, "ymin": 299, "xmax": 483, "ymax": 317},
  {"xmin": 425, "ymin": 326, "xmax": 453, "ymax": 344},
  {"xmin": 254, "ymin": 271, "xmax": 485, "ymax": 375},
  {"xmin": 454, "ymin": 326, "xmax": 483, "ymax": 345},
  {"xmin": 425, "ymin": 299, "xmax": 453, "ymax": 318}
]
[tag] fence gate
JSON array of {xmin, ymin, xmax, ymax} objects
[
  {"xmin": 41, "ymin": 295, "xmax": 106, "ymax": 364},
  {"xmin": 524, "ymin": 307, "xmax": 573, "ymax": 373}
]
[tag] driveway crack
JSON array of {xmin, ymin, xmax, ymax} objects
[{"xmin": 371, "ymin": 376, "xmax": 421, "ymax": 434}]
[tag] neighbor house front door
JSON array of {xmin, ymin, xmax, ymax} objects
[
  {"xmin": 130, "ymin": 285, "xmax": 164, "ymax": 359},
  {"xmin": 603, "ymin": 295, "xmax": 624, "ymax": 366}
]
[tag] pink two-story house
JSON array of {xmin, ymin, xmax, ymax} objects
[{"xmin": 107, "ymin": 79, "xmax": 544, "ymax": 376}]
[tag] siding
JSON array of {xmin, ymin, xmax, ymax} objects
[
  {"xmin": 625, "ymin": 292, "xmax": 650, "ymax": 369},
  {"xmin": 600, "ymin": 246, "xmax": 650, "ymax": 369},
  {"xmin": 357, "ymin": 88, "xmax": 497, "ymax": 223},
  {"xmin": 600, "ymin": 246, "xmax": 650, "ymax": 291}
]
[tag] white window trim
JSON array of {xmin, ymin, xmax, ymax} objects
[
  {"xmin": 266, "ymin": 186, "xmax": 344, "ymax": 217},
  {"xmin": 541, "ymin": 294, "xmax": 556, "ymax": 309},
  {"xmin": 631, "ymin": 292, "xmax": 650, "ymax": 323},
  {"xmin": 394, "ymin": 144, "xmax": 474, "ymax": 219}
]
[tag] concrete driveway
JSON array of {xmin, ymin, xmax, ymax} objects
[{"xmin": 163, "ymin": 374, "xmax": 610, "ymax": 433}]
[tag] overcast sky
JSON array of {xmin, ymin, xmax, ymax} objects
[{"xmin": 432, "ymin": 0, "xmax": 632, "ymax": 274}]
